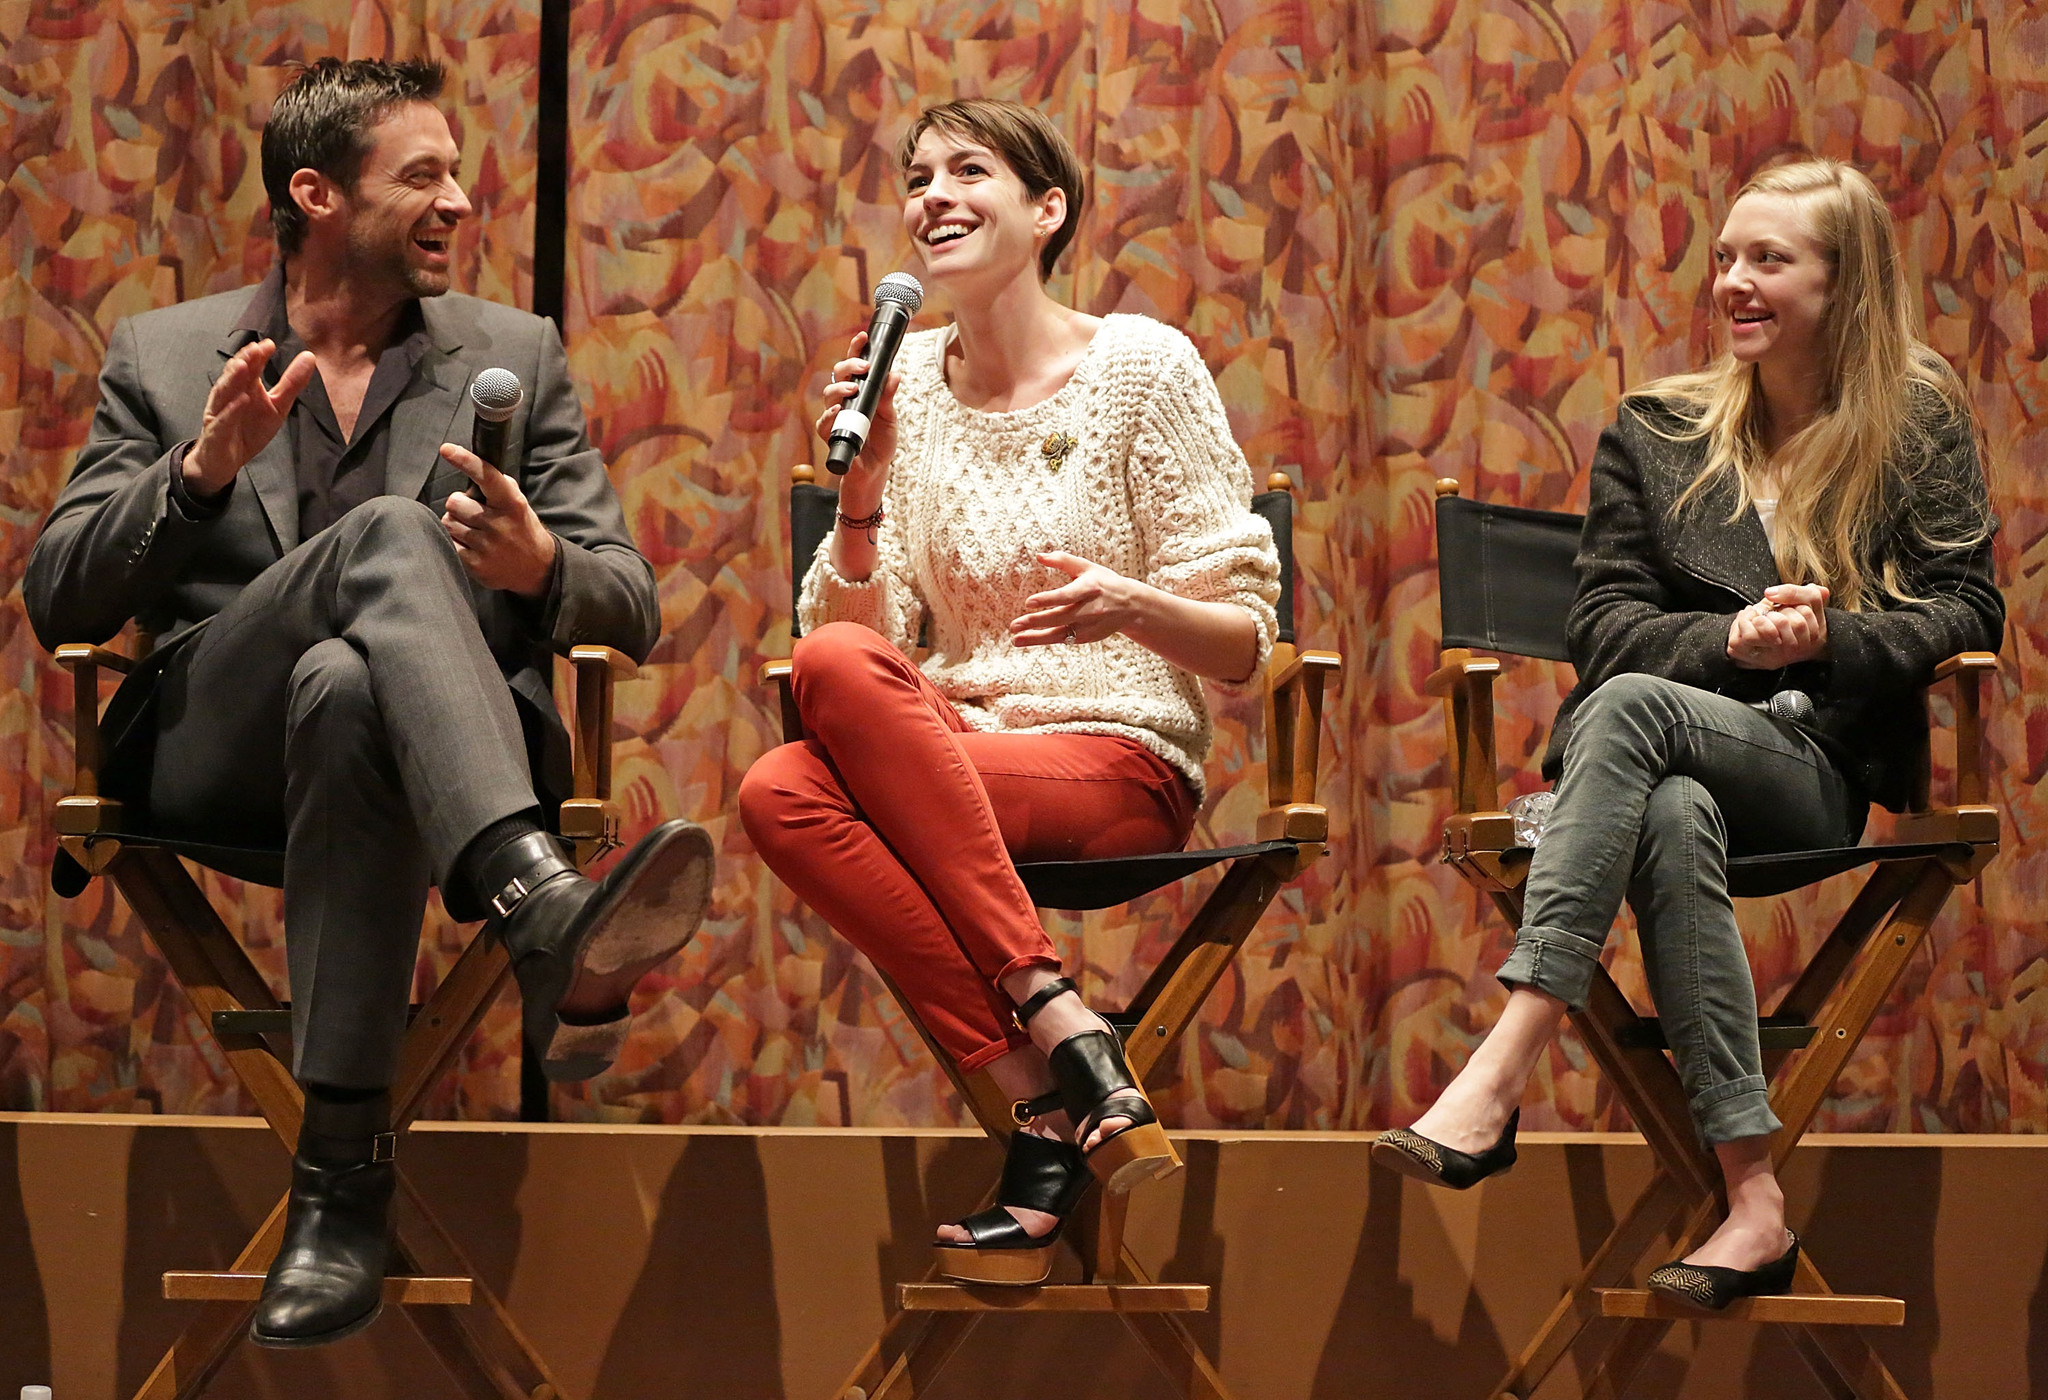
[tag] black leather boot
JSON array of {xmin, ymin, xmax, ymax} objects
[
  {"xmin": 475, "ymin": 819, "xmax": 715, "ymax": 1081},
  {"xmin": 250, "ymin": 1091, "xmax": 395, "ymax": 1348}
]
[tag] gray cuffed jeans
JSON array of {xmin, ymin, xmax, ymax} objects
[{"xmin": 1498, "ymin": 673, "xmax": 1861, "ymax": 1145}]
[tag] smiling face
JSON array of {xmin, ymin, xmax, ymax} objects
[
  {"xmin": 901, "ymin": 128, "xmax": 1065, "ymax": 292},
  {"xmin": 335, "ymin": 101, "xmax": 471, "ymax": 298},
  {"xmin": 1712, "ymin": 191, "xmax": 1833, "ymax": 372}
]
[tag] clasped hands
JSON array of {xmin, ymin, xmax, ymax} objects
[
  {"xmin": 188, "ymin": 337, "xmax": 556, "ymax": 598},
  {"xmin": 1727, "ymin": 583, "xmax": 1829, "ymax": 669}
]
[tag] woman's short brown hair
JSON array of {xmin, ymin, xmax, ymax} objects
[{"xmin": 896, "ymin": 99, "xmax": 1086, "ymax": 281}]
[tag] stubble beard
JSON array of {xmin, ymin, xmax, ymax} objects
[{"xmin": 346, "ymin": 218, "xmax": 451, "ymax": 301}]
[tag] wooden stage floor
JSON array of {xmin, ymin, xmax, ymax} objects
[{"xmin": 3, "ymin": 1114, "xmax": 2043, "ymax": 1399}]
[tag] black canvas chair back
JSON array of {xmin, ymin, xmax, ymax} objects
[{"xmin": 1434, "ymin": 492, "xmax": 1580, "ymax": 662}]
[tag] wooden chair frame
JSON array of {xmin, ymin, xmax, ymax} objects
[
  {"xmin": 53, "ymin": 639, "xmax": 635, "ymax": 1400},
  {"xmin": 1425, "ymin": 480, "xmax": 2001, "ymax": 1400},
  {"xmin": 761, "ymin": 466, "xmax": 1341, "ymax": 1400}
]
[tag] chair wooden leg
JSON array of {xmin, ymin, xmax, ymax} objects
[
  {"xmin": 1122, "ymin": 1311, "xmax": 1235, "ymax": 1400},
  {"xmin": 130, "ymin": 1195, "xmax": 288, "ymax": 1400},
  {"xmin": 831, "ymin": 1307, "xmax": 982, "ymax": 1400},
  {"xmin": 109, "ymin": 845, "xmax": 561, "ymax": 1398},
  {"xmin": 832, "ymin": 851, "xmax": 1292, "ymax": 1400},
  {"xmin": 390, "ymin": 1174, "xmax": 567, "ymax": 1400},
  {"xmin": 393, "ymin": 931, "xmax": 514, "ymax": 1127},
  {"xmin": 1769, "ymin": 861, "xmax": 1955, "ymax": 1153},
  {"xmin": 1787, "ymin": 1322, "xmax": 1907, "ymax": 1400},
  {"xmin": 1494, "ymin": 1169, "xmax": 1693, "ymax": 1397},
  {"xmin": 110, "ymin": 848, "xmax": 302, "ymax": 1141},
  {"xmin": 1124, "ymin": 852, "xmax": 1293, "ymax": 1082}
]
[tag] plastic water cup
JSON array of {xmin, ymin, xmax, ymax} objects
[
  {"xmin": 23, "ymin": 1387, "xmax": 54, "ymax": 1400},
  {"xmin": 1506, "ymin": 790, "xmax": 1556, "ymax": 848}
]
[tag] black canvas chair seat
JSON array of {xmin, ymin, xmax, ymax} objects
[
  {"xmin": 1726, "ymin": 840, "xmax": 1972, "ymax": 898},
  {"xmin": 1016, "ymin": 839, "xmax": 1297, "ymax": 911},
  {"xmin": 53, "ymin": 830, "xmax": 284, "ymax": 897}
]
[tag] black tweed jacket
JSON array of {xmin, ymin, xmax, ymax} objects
[{"xmin": 1541, "ymin": 394, "xmax": 2005, "ymax": 813}]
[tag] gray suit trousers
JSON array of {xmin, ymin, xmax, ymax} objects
[{"xmin": 150, "ymin": 497, "xmax": 539, "ymax": 1088}]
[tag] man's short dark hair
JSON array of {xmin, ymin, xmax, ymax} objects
[{"xmin": 262, "ymin": 57, "xmax": 447, "ymax": 256}]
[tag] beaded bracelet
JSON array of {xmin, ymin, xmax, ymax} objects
[{"xmin": 837, "ymin": 504, "xmax": 885, "ymax": 543}]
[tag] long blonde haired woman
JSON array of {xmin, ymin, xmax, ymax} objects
[{"xmin": 1374, "ymin": 159, "xmax": 2003, "ymax": 1307}]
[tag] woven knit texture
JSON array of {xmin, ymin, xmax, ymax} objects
[{"xmin": 798, "ymin": 316, "xmax": 1281, "ymax": 798}]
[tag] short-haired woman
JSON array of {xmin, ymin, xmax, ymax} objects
[
  {"xmin": 739, "ymin": 99, "xmax": 1280, "ymax": 1284},
  {"xmin": 1374, "ymin": 159, "xmax": 2003, "ymax": 1308}
]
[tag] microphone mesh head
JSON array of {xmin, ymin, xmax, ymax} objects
[
  {"xmin": 470, "ymin": 367, "xmax": 524, "ymax": 423},
  {"xmin": 874, "ymin": 272, "xmax": 924, "ymax": 313}
]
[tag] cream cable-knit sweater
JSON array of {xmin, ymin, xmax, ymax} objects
[{"xmin": 799, "ymin": 313, "xmax": 1281, "ymax": 798}]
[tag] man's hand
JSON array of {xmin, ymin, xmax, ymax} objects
[
  {"xmin": 1728, "ymin": 583, "xmax": 1830, "ymax": 669},
  {"xmin": 437, "ymin": 442, "xmax": 557, "ymax": 598},
  {"xmin": 186, "ymin": 339, "xmax": 317, "ymax": 495},
  {"xmin": 1010, "ymin": 551, "xmax": 1143, "ymax": 646}
]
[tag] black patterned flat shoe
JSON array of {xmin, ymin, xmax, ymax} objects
[
  {"xmin": 1647, "ymin": 1232, "xmax": 1799, "ymax": 1310},
  {"xmin": 1371, "ymin": 1109, "xmax": 1519, "ymax": 1190},
  {"xmin": 933, "ymin": 1129, "xmax": 1090, "ymax": 1286}
]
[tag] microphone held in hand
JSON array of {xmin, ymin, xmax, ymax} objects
[
  {"xmin": 468, "ymin": 368, "xmax": 524, "ymax": 496},
  {"xmin": 827, "ymin": 272, "xmax": 924, "ymax": 475}
]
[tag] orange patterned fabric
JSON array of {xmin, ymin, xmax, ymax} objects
[{"xmin": 1, "ymin": 2, "xmax": 2041, "ymax": 1134}]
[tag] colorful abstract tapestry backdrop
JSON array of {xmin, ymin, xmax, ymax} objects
[{"xmin": 2, "ymin": 0, "xmax": 2042, "ymax": 1133}]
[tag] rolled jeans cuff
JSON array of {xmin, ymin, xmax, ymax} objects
[
  {"xmin": 1496, "ymin": 925, "xmax": 1608, "ymax": 1010},
  {"xmin": 956, "ymin": 1030, "xmax": 1034, "ymax": 1073},
  {"xmin": 1691, "ymin": 1076, "xmax": 1781, "ymax": 1145}
]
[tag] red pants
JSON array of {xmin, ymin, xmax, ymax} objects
[{"xmin": 739, "ymin": 623, "xmax": 1197, "ymax": 1070}]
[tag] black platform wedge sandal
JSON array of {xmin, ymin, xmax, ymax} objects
[
  {"xmin": 1010, "ymin": 977, "xmax": 1181, "ymax": 1194},
  {"xmin": 933, "ymin": 1129, "xmax": 1090, "ymax": 1285}
]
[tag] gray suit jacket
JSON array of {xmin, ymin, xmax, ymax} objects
[{"xmin": 25, "ymin": 284, "xmax": 659, "ymax": 811}]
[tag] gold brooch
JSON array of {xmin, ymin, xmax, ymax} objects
[{"xmin": 1040, "ymin": 431, "xmax": 1076, "ymax": 469}]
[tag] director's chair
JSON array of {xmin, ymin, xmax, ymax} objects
[
  {"xmin": 760, "ymin": 463, "xmax": 1341, "ymax": 1400},
  {"xmin": 51, "ymin": 636, "xmax": 635, "ymax": 1400},
  {"xmin": 1425, "ymin": 479, "xmax": 2000, "ymax": 1400}
]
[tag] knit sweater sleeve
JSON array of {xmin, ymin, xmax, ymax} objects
[
  {"xmin": 1125, "ymin": 330, "xmax": 1282, "ymax": 692},
  {"xmin": 795, "ymin": 474, "xmax": 926, "ymax": 650}
]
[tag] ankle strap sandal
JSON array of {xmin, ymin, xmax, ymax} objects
[
  {"xmin": 1008, "ymin": 978, "xmax": 1181, "ymax": 1194},
  {"xmin": 932, "ymin": 1130, "xmax": 1090, "ymax": 1286}
]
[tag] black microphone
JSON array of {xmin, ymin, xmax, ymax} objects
[
  {"xmin": 826, "ymin": 272, "xmax": 924, "ymax": 474},
  {"xmin": 468, "ymin": 367, "xmax": 524, "ymax": 497}
]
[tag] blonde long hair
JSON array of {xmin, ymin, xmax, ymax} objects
[{"xmin": 1629, "ymin": 159, "xmax": 1983, "ymax": 610}]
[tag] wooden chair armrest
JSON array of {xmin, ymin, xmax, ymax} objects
[
  {"xmin": 1932, "ymin": 651, "xmax": 1999, "ymax": 683},
  {"xmin": 1264, "ymin": 643, "xmax": 1344, "ymax": 810},
  {"xmin": 569, "ymin": 644, "xmax": 637, "ymax": 682},
  {"xmin": 55, "ymin": 643, "xmax": 137, "ymax": 674},
  {"xmin": 759, "ymin": 658, "xmax": 805, "ymax": 743},
  {"xmin": 1923, "ymin": 650, "xmax": 1999, "ymax": 808},
  {"xmin": 53, "ymin": 643, "xmax": 138, "ymax": 805},
  {"xmin": 560, "ymin": 647, "xmax": 637, "ymax": 863},
  {"xmin": 1429, "ymin": 647, "xmax": 1501, "ymax": 813}
]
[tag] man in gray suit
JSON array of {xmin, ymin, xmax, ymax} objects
[{"xmin": 25, "ymin": 58, "xmax": 714, "ymax": 1348}]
